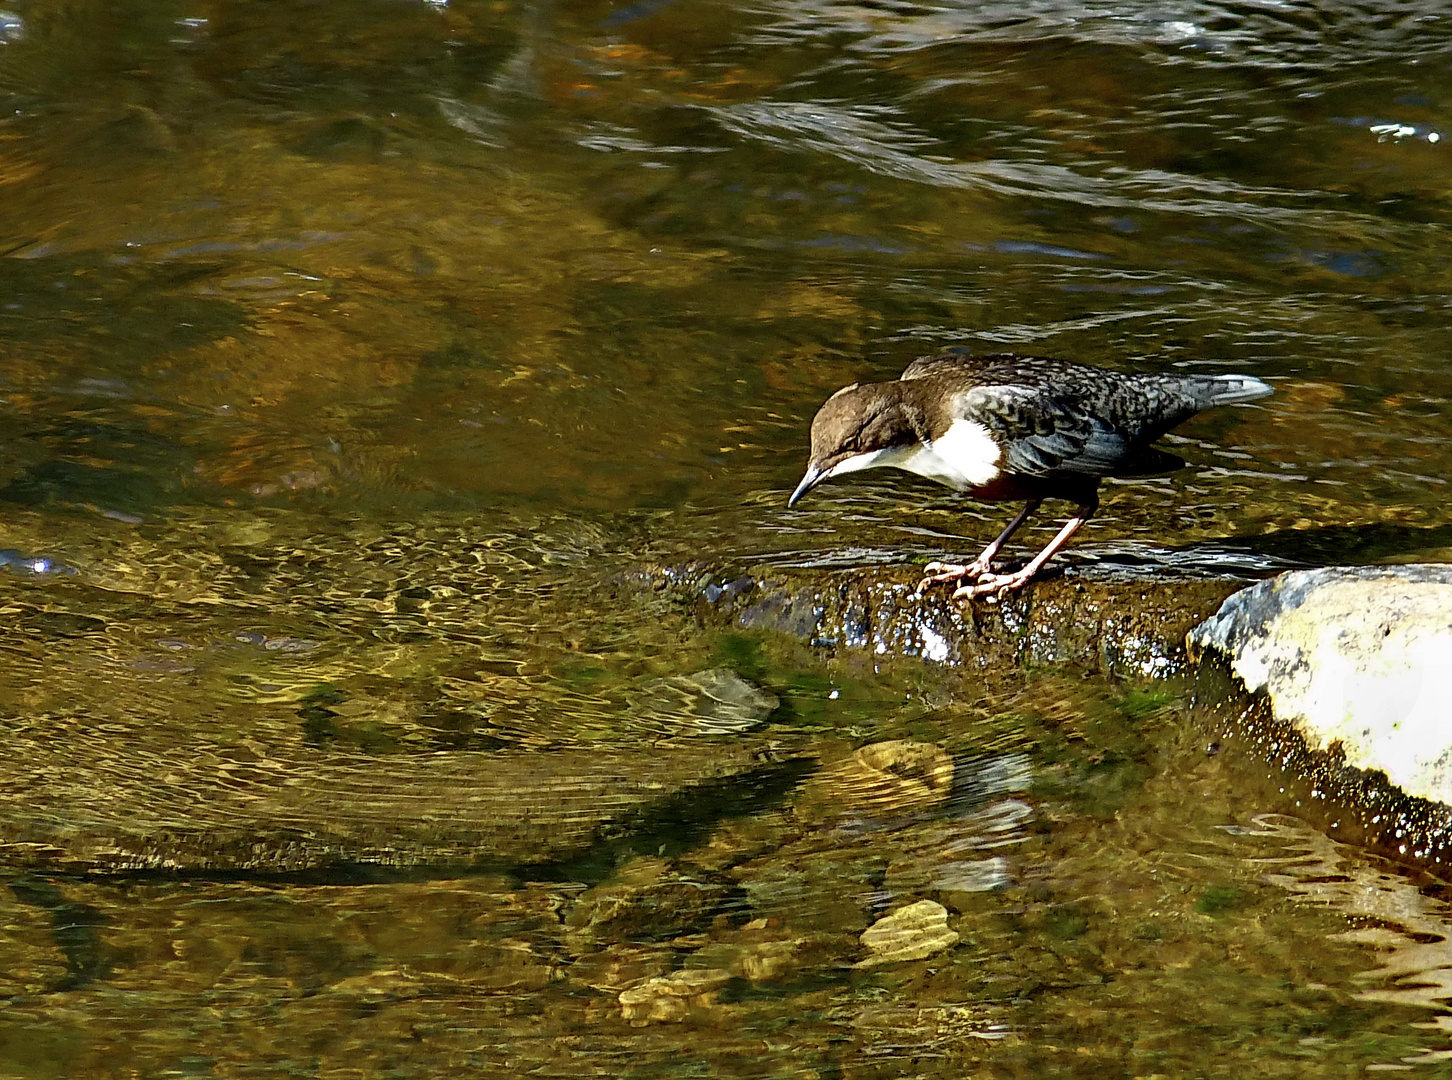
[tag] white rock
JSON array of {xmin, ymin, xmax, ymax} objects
[
  {"xmin": 1189, "ymin": 566, "xmax": 1452, "ymax": 806},
  {"xmin": 618, "ymin": 968, "xmax": 732, "ymax": 1025},
  {"xmin": 855, "ymin": 899, "xmax": 959, "ymax": 969}
]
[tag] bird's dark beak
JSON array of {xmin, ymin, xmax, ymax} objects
[{"xmin": 787, "ymin": 464, "xmax": 824, "ymax": 507}]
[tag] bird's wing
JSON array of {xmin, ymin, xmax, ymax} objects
[{"xmin": 961, "ymin": 384, "xmax": 1142, "ymax": 477}]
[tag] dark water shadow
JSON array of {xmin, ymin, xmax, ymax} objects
[
  {"xmin": 9, "ymin": 879, "xmax": 111, "ymax": 992},
  {"xmin": 4, "ymin": 757, "xmax": 816, "ymax": 894},
  {"xmin": 1188, "ymin": 520, "xmax": 1452, "ymax": 569}
]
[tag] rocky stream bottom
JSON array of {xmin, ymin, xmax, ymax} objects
[{"xmin": 1, "ymin": 508, "xmax": 1451, "ymax": 1078}]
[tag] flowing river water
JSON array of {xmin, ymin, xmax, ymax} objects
[{"xmin": 2, "ymin": 0, "xmax": 1452, "ymax": 1075}]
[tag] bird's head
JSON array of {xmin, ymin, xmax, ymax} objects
[{"xmin": 788, "ymin": 382, "xmax": 920, "ymax": 506}]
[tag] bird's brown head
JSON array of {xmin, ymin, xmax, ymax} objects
[{"xmin": 788, "ymin": 381, "xmax": 921, "ymax": 506}]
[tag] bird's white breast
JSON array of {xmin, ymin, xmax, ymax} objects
[{"xmin": 898, "ymin": 418, "xmax": 1002, "ymax": 490}]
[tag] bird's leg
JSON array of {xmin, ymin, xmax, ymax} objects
[
  {"xmin": 955, "ymin": 497, "xmax": 1099, "ymax": 600},
  {"xmin": 918, "ymin": 500, "xmax": 1041, "ymax": 593}
]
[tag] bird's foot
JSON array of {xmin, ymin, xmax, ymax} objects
[
  {"xmin": 951, "ymin": 567, "xmax": 1039, "ymax": 600},
  {"xmin": 917, "ymin": 559, "xmax": 994, "ymax": 594}
]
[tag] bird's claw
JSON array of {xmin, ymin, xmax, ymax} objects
[
  {"xmin": 951, "ymin": 569, "xmax": 1036, "ymax": 600},
  {"xmin": 916, "ymin": 559, "xmax": 995, "ymax": 594}
]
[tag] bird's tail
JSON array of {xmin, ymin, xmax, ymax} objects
[{"xmin": 1189, "ymin": 374, "xmax": 1274, "ymax": 407}]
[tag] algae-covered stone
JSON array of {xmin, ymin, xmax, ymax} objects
[
  {"xmin": 565, "ymin": 857, "xmax": 732, "ymax": 951},
  {"xmin": 735, "ymin": 846, "xmax": 885, "ymax": 932},
  {"xmin": 630, "ymin": 668, "xmax": 779, "ymax": 735},
  {"xmin": 671, "ymin": 563, "xmax": 1242, "ymax": 677},
  {"xmin": 1190, "ymin": 565, "xmax": 1452, "ymax": 807},
  {"xmin": 856, "ymin": 899, "xmax": 960, "ymax": 969},
  {"xmin": 733, "ymin": 935, "xmax": 822, "ymax": 983}
]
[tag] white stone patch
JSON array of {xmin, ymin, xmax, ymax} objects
[
  {"xmin": 919, "ymin": 624, "xmax": 951, "ymax": 663},
  {"xmin": 1191, "ymin": 567, "xmax": 1452, "ymax": 808},
  {"xmin": 855, "ymin": 899, "xmax": 960, "ymax": 969}
]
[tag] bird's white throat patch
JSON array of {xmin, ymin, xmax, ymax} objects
[{"xmin": 824, "ymin": 418, "xmax": 1001, "ymax": 491}]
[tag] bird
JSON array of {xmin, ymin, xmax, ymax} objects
[{"xmin": 787, "ymin": 350, "xmax": 1273, "ymax": 598}]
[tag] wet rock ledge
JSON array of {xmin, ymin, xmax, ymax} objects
[{"xmin": 635, "ymin": 563, "xmax": 1251, "ymax": 678}]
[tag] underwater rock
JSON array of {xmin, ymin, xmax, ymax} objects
[
  {"xmin": 630, "ymin": 668, "xmax": 779, "ymax": 735},
  {"xmin": 687, "ymin": 920, "xmax": 848, "ymax": 985},
  {"xmin": 731, "ymin": 933, "xmax": 836, "ymax": 984},
  {"xmin": 735, "ymin": 845, "xmax": 885, "ymax": 933},
  {"xmin": 855, "ymin": 898, "xmax": 960, "ymax": 969},
  {"xmin": 1190, "ymin": 565, "xmax": 1452, "ymax": 808},
  {"xmin": 564, "ymin": 857, "xmax": 733, "ymax": 951},
  {"xmin": 617, "ymin": 967, "xmax": 734, "ymax": 1025},
  {"xmin": 567, "ymin": 943, "xmax": 674, "ymax": 992},
  {"xmin": 814, "ymin": 740, "xmax": 956, "ymax": 816}
]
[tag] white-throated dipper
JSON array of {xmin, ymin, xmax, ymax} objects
[{"xmin": 788, "ymin": 351, "xmax": 1273, "ymax": 598}]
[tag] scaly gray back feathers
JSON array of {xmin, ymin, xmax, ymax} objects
[{"xmin": 900, "ymin": 352, "xmax": 1271, "ymax": 481}]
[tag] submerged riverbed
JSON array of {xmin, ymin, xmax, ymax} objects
[{"xmin": 2, "ymin": 0, "xmax": 1452, "ymax": 1075}]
